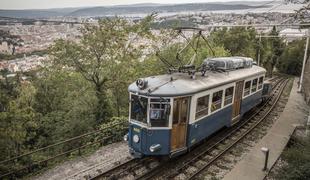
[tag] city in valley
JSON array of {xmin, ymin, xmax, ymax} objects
[{"xmin": 0, "ymin": 1, "xmax": 306, "ymax": 78}]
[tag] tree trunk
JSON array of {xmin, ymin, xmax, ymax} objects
[{"xmin": 95, "ymin": 84, "xmax": 111, "ymax": 124}]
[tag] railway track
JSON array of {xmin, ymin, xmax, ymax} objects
[
  {"xmin": 88, "ymin": 77, "xmax": 288, "ymax": 180},
  {"xmin": 89, "ymin": 157, "xmax": 161, "ymax": 180}
]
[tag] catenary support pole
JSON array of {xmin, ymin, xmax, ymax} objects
[
  {"xmin": 298, "ymin": 29, "xmax": 309, "ymax": 92},
  {"xmin": 258, "ymin": 34, "xmax": 262, "ymax": 66}
]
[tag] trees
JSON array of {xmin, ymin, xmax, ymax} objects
[
  {"xmin": 0, "ymin": 81, "xmax": 39, "ymax": 162},
  {"xmin": 0, "ymin": 29, "xmax": 23, "ymax": 55},
  {"xmin": 209, "ymin": 26, "xmax": 286, "ymax": 77},
  {"xmin": 141, "ymin": 30, "xmax": 230, "ymax": 76},
  {"xmin": 210, "ymin": 27, "xmax": 257, "ymax": 58},
  {"xmin": 258, "ymin": 27, "xmax": 286, "ymax": 77},
  {"xmin": 33, "ymin": 70, "xmax": 97, "ymax": 145},
  {"xmin": 49, "ymin": 16, "xmax": 154, "ymax": 123},
  {"xmin": 277, "ymin": 39, "xmax": 310, "ymax": 75}
]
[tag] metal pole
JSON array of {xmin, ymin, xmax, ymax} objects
[
  {"xmin": 258, "ymin": 34, "xmax": 262, "ymax": 66},
  {"xmin": 298, "ymin": 29, "xmax": 309, "ymax": 92}
]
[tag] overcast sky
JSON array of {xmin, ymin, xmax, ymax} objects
[{"xmin": 0, "ymin": 0, "xmax": 272, "ymax": 10}]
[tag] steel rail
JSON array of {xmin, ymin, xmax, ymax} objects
[{"xmin": 89, "ymin": 157, "xmax": 155, "ymax": 180}]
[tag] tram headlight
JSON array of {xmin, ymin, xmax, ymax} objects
[
  {"xmin": 123, "ymin": 134, "xmax": 128, "ymax": 141},
  {"xmin": 133, "ymin": 135, "xmax": 140, "ymax": 143}
]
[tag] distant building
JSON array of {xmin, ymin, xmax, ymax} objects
[
  {"xmin": 279, "ymin": 28, "xmax": 308, "ymax": 42},
  {"xmin": 0, "ymin": 41, "xmax": 13, "ymax": 54}
]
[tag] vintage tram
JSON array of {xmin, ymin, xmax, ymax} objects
[{"xmin": 124, "ymin": 57, "xmax": 267, "ymax": 158}]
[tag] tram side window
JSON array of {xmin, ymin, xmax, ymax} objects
[
  {"xmin": 258, "ymin": 76, "xmax": 264, "ymax": 90},
  {"xmin": 224, "ymin": 87, "xmax": 234, "ymax": 106},
  {"xmin": 149, "ymin": 103, "xmax": 170, "ymax": 127},
  {"xmin": 211, "ymin": 90, "xmax": 223, "ymax": 112},
  {"xmin": 196, "ymin": 95, "xmax": 209, "ymax": 119},
  {"xmin": 130, "ymin": 95, "xmax": 148, "ymax": 124},
  {"xmin": 252, "ymin": 78, "xmax": 258, "ymax": 93},
  {"xmin": 244, "ymin": 81, "xmax": 251, "ymax": 97}
]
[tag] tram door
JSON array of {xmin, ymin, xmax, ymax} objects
[
  {"xmin": 171, "ymin": 97, "xmax": 189, "ymax": 151},
  {"xmin": 232, "ymin": 80, "xmax": 244, "ymax": 124}
]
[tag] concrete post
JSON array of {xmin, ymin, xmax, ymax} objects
[{"xmin": 261, "ymin": 147, "xmax": 269, "ymax": 171}]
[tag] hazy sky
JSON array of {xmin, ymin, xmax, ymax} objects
[{"xmin": 0, "ymin": 0, "xmax": 271, "ymax": 10}]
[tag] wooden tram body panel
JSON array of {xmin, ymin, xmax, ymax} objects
[
  {"xmin": 232, "ymin": 80, "xmax": 244, "ymax": 123},
  {"xmin": 127, "ymin": 62, "xmax": 266, "ymax": 157},
  {"xmin": 171, "ymin": 97, "xmax": 189, "ymax": 151}
]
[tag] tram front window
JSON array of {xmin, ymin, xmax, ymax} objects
[
  {"xmin": 130, "ymin": 95, "xmax": 148, "ymax": 124},
  {"xmin": 149, "ymin": 99, "xmax": 170, "ymax": 127}
]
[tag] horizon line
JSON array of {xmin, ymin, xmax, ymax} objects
[{"xmin": 0, "ymin": 0, "xmax": 275, "ymax": 11}]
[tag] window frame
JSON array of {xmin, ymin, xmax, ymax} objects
[
  {"xmin": 129, "ymin": 93, "xmax": 173, "ymax": 129},
  {"xmin": 244, "ymin": 80, "xmax": 251, "ymax": 97},
  {"xmin": 195, "ymin": 94, "xmax": 210, "ymax": 120},
  {"xmin": 258, "ymin": 76, "xmax": 264, "ymax": 90},
  {"xmin": 211, "ymin": 90, "xmax": 224, "ymax": 113},
  {"xmin": 251, "ymin": 78, "xmax": 258, "ymax": 93},
  {"xmin": 243, "ymin": 75, "xmax": 265, "ymax": 99},
  {"xmin": 129, "ymin": 94, "xmax": 149, "ymax": 125},
  {"xmin": 224, "ymin": 86, "xmax": 234, "ymax": 106},
  {"xmin": 149, "ymin": 101, "xmax": 170, "ymax": 127},
  {"xmin": 191, "ymin": 82, "xmax": 236, "ymax": 123}
]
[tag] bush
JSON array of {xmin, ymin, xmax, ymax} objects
[{"xmin": 274, "ymin": 136, "xmax": 310, "ymax": 180}]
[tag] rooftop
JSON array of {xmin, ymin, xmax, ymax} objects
[{"xmin": 128, "ymin": 65, "xmax": 266, "ymax": 97}]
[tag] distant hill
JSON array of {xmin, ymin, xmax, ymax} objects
[
  {"xmin": 0, "ymin": 2, "xmax": 271, "ymax": 19},
  {"xmin": 68, "ymin": 3, "xmax": 267, "ymax": 17},
  {"xmin": 0, "ymin": 10, "xmax": 63, "ymax": 18}
]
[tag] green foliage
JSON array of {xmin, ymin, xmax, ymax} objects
[
  {"xmin": 49, "ymin": 16, "xmax": 154, "ymax": 123},
  {"xmin": 210, "ymin": 27, "xmax": 257, "ymax": 58},
  {"xmin": 274, "ymin": 137, "xmax": 310, "ymax": 180},
  {"xmin": 277, "ymin": 39, "xmax": 309, "ymax": 76},
  {"xmin": 0, "ymin": 82, "xmax": 40, "ymax": 174},
  {"xmin": 97, "ymin": 116, "xmax": 128, "ymax": 144},
  {"xmin": 259, "ymin": 27, "xmax": 285, "ymax": 77},
  {"xmin": 33, "ymin": 70, "xmax": 97, "ymax": 146},
  {"xmin": 143, "ymin": 33, "xmax": 230, "ymax": 75}
]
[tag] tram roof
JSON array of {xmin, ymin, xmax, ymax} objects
[{"xmin": 128, "ymin": 65, "xmax": 266, "ymax": 97}]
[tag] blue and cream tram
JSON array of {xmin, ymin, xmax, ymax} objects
[{"xmin": 125, "ymin": 57, "xmax": 267, "ymax": 158}]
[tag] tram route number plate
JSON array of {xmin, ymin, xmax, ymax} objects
[{"xmin": 133, "ymin": 127, "xmax": 140, "ymax": 133}]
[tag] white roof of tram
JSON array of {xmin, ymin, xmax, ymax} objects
[{"xmin": 128, "ymin": 65, "xmax": 266, "ymax": 97}]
